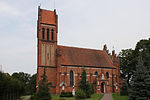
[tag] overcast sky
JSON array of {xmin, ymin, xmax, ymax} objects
[{"xmin": 0, "ymin": 0, "xmax": 150, "ymax": 75}]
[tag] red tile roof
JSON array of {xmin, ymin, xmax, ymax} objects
[
  {"xmin": 58, "ymin": 45, "xmax": 116, "ymax": 68},
  {"xmin": 40, "ymin": 9, "xmax": 56, "ymax": 25}
]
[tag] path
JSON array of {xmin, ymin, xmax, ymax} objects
[
  {"xmin": 22, "ymin": 96, "xmax": 30, "ymax": 100},
  {"xmin": 101, "ymin": 93, "xmax": 113, "ymax": 100}
]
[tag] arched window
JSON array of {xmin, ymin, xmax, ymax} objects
[
  {"xmin": 95, "ymin": 71, "xmax": 98, "ymax": 76},
  {"xmin": 51, "ymin": 29, "xmax": 54, "ymax": 40},
  {"xmin": 70, "ymin": 70, "xmax": 74, "ymax": 86},
  {"xmin": 42, "ymin": 28, "xmax": 45, "ymax": 39},
  {"xmin": 47, "ymin": 29, "xmax": 49, "ymax": 40},
  {"xmin": 106, "ymin": 72, "xmax": 109, "ymax": 78}
]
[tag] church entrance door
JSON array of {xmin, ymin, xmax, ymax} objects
[{"xmin": 101, "ymin": 82, "xmax": 105, "ymax": 93}]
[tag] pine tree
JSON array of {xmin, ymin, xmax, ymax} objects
[
  {"xmin": 77, "ymin": 69, "xmax": 93, "ymax": 98},
  {"xmin": 36, "ymin": 68, "xmax": 51, "ymax": 100},
  {"xmin": 128, "ymin": 58, "xmax": 149, "ymax": 100},
  {"xmin": 120, "ymin": 81, "xmax": 128, "ymax": 96},
  {"xmin": 144, "ymin": 70, "xmax": 150, "ymax": 99}
]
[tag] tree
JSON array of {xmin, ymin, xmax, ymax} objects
[
  {"xmin": 36, "ymin": 68, "xmax": 51, "ymax": 100},
  {"xmin": 135, "ymin": 39, "xmax": 150, "ymax": 69},
  {"xmin": 29, "ymin": 73, "xmax": 37, "ymax": 94},
  {"xmin": 76, "ymin": 69, "xmax": 93, "ymax": 98},
  {"xmin": 0, "ymin": 72, "xmax": 24, "ymax": 100},
  {"xmin": 12, "ymin": 72, "xmax": 31, "ymax": 95},
  {"xmin": 128, "ymin": 58, "xmax": 150, "ymax": 100},
  {"xmin": 120, "ymin": 81, "xmax": 128, "ymax": 96},
  {"xmin": 119, "ymin": 38, "xmax": 150, "ymax": 87},
  {"xmin": 119, "ymin": 49, "xmax": 136, "ymax": 85}
]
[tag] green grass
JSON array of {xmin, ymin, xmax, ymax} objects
[
  {"xmin": 52, "ymin": 95, "xmax": 60, "ymax": 100},
  {"xmin": 112, "ymin": 93, "xmax": 128, "ymax": 100},
  {"xmin": 52, "ymin": 95, "xmax": 75, "ymax": 100},
  {"xmin": 51, "ymin": 94, "xmax": 104, "ymax": 100},
  {"xmin": 20, "ymin": 95, "xmax": 29, "ymax": 100},
  {"xmin": 85, "ymin": 94, "xmax": 104, "ymax": 100}
]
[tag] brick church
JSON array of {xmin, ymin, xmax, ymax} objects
[{"xmin": 36, "ymin": 6, "xmax": 121, "ymax": 94}]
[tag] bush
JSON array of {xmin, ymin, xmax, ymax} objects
[
  {"xmin": 75, "ymin": 89, "xmax": 86, "ymax": 99},
  {"xmin": 30, "ymin": 94, "xmax": 36, "ymax": 100},
  {"xmin": 89, "ymin": 84, "xmax": 94, "ymax": 95},
  {"xmin": 60, "ymin": 91, "xmax": 73, "ymax": 97}
]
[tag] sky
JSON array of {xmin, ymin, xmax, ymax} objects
[{"xmin": 0, "ymin": 0, "xmax": 150, "ymax": 75}]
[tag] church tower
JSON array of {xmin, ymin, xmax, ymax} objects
[
  {"xmin": 37, "ymin": 6, "xmax": 58, "ymax": 67},
  {"xmin": 36, "ymin": 6, "xmax": 58, "ymax": 94}
]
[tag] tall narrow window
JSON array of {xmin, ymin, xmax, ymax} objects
[
  {"xmin": 42, "ymin": 28, "xmax": 45, "ymax": 39},
  {"xmin": 47, "ymin": 29, "xmax": 49, "ymax": 40},
  {"xmin": 70, "ymin": 70, "xmax": 74, "ymax": 86},
  {"xmin": 95, "ymin": 71, "xmax": 98, "ymax": 76},
  {"xmin": 106, "ymin": 72, "xmax": 109, "ymax": 78},
  {"xmin": 51, "ymin": 29, "xmax": 54, "ymax": 40}
]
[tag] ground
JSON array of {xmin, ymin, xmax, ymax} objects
[
  {"xmin": 51, "ymin": 94, "xmax": 104, "ymax": 100},
  {"xmin": 112, "ymin": 93, "xmax": 128, "ymax": 100},
  {"xmin": 21, "ymin": 93, "xmax": 128, "ymax": 100},
  {"xmin": 101, "ymin": 93, "xmax": 113, "ymax": 100}
]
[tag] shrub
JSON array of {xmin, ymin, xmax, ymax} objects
[
  {"xmin": 30, "ymin": 94, "xmax": 36, "ymax": 100},
  {"xmin": 60, "ymin": 91, "xmax": 73, "ymax": 97},
  {"xmin": 89, "ymin": 83, "xmax": 94, "ymax": 95},
  {"xmin": 75, "ymin": 89, "xmax": 86, "ymax": 99}
]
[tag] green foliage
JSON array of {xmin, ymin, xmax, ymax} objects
[
  {"xmin": 75, "ymin": 89, "xmax": 86, "ymax": 99},
  {"xmin": 30, "ymin": 94, "xmax": 36, "ymax": 100},
  {"xmin": 60, "ymin": 91, "xmax": 73, "ymax": 97},
  {"xmin": 36, "ymin": 68, "xmax": 51, "ymax": 100},
  {"xmin": 12, "ymin": 72, "xmax": 37, "ymax": 95},
  {"xmin": 0, "ymin": 71, "xmax": 24, "ymax": 100},
  {"xmin": 128, "ymin": 58, "xmax": 150, "ymax": 100},
  {"xmin": 76, "ymin": 69, "xmax": 94, "ymax": 99},
  {"xmin": 88, "ymin": 84, "xmax": 94, "ymax": 95},
  {"xmin": 119, "ymin": 49, "xmax": 136, "ymax": 85},
  {"xmin": 119, "ymin": 38, "xmax": 150, "ymax": 86},
  {"xmin": 120, "ymin": 81, "xmax": 128, "ymax": 96},
  {"xmin": 30, "ymin": 74, "xmax": 37, "ymax": 94},
  {"xmin": 135, "ymin": 39, "xmax": 150, "ymax": 69}
]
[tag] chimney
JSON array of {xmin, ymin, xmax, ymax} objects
[
  {"xmin": 112, "ymin": 50, "xmax": 115, "ymax": 56},
  {"xmin": 103, "ymin": 44, "xmax": 107, "ymax": 51}
]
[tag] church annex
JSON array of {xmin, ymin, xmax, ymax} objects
[{"xmin": 36, "ymin": 7, "xmax": 121, "ymax": 94}]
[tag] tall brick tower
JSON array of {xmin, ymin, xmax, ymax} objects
[
  {"xmin": 36, "ymin": 6, "xmax": 58, "ymax": 94},
  {"xmin": 36, "ymin": 7, "xmax": 121, "ymax": 94}
]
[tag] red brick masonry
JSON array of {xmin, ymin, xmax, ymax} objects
[{"xmin": 36, "ymin": 6, "xmax": 121, "ymax": 94}]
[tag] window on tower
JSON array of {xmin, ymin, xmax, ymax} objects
[
  {"xmin": 51, "ymin": 29, "xmax": 54, "ymax": 40},
  {"xmin": 47, "ymin": 29, "xmax": 49, "ymax": 40},
  {"xmin": 42, "ymin": 28, "xmax": 45, "ymax": 40}
]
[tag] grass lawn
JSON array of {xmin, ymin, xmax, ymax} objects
[
  {"xmin": 52, "ymin": 94, "xmax": 104, "ymax": 100},
  {"xmin": 20, "ymin": 95, "xmax": 28, "ymax": 99},
  {"xmin": 112, "ymin": 93, "xmax": 128, "ymax": 100},
  {"xmin": 85, "ymin": 94, "xmax": 104, "ymax": 100}
]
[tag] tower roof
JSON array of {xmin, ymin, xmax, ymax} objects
[{"xmin": 38, "ymin": 7, "xmax": 57, "ymax": 25}]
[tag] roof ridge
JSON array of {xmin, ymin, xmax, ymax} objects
[{"xmin": 58, "ymin": 45, "xmax": 103, "ymax": 52}]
